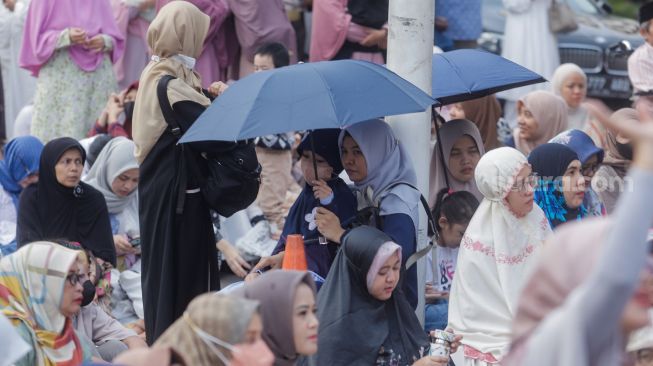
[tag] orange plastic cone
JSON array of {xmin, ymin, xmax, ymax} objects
[{"xmin": 282, "ymin": 234, "xmax": 308, "ymax": 271}]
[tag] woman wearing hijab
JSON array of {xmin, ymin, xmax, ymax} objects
[
  {"xmin": 314, "ymin": 119, "xmax": 421, "ymax": 308},
  {"xmin": 16, "ymin": 137, "xmax": 116, "ymax": 267},
  {"xmin": 593, "ymin": 108, "xmax": 636, "ymax": 214},
  {"xmin": 449, "ymin": 96, "xmax": 503, "ymax": 151},
  {"xmin": 236, "ymin": 270, "xmax": 319, "ymax": 365},
  {"xmin": 448, "ymin": 147, "xmax": 551, "ymax": 365},
  {"xmin": 251, "ymin": 129, "xmax": 357, "ymax": 281},
  {"xmin": 503, "ymin": 113, "xmax": 653, "ymax": 364},
  {"xmin": 429, "ymin": 119, "xmax": 485, "ymax": 206},
  {"xmin": 550, "ymin": 129, "xmax": 606, "ymax": 217},
  {"xmin": 0, "ymin": 136, "xmax": 43, "ymax": 256},
  {"xmin": 156, "ymin": 0, "xmax": 232, "ymax": 86},
  {"xmin": 155, "ymin": 293, "xmax": 275, "ymax": 366},
  {"xmin": 0, "ymin": 241, "xmax": 95, "ymax": 365},
  {"xmin": 528, "ymin": 143, "xmax": 588, "ymax": 229},
  {"xmin": 84, "ymin": 137, "xmax": 142, "ymax": 323},
  {"xmin": 551, "ymin": 63, "xmax": 591, "ymax": 130},
  {"xmin": 509, "ymin": 90, "xmax": 568, "ymax": 155},
  {"xmin": 309, "ymin": 0, "xmax": 388, "ymax": 63},
  {"xmin": 132, "ymin": 2, "xmax": 221, "ymax": 343},
  {"xmin": 19, "ymin": 0, "xmax": 124, "ymax": 142},
  {"xmin": 110, "ymin": 0, "xmax": 153, "ymax": 90},
  {"xmin": 311, "ymin": 226, "xmax": 449, "ymax": 366}
]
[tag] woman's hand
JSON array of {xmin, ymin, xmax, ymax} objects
[
  {"xmin": 114, "ymin": 235, "xmax": 137, "ymax": 256},
  {"xmin": 69, "ymin": 28, "xmax": 87, "ymax": 45},
  {"xmin": 412, "ymin": 355, "xmax": 449, "ymax": 366},
  {"xmin": 360, "ymin": 28, "xmax": 388, "ymax": 49},
  {"xmin": 208, "ymin": 81, "xmax": 229, "ymax": 97},
  {"xmin": 312, "ymin": 179, "xmax": 333, "ymax": 201},
  {"xmin": 84, "ymin": 35, "xmax": 105, "ymax": 53},
  {"xmin": 314, "ymin": 207, "xmax": 345, "ymax": 243},
  {"xmin": 106, "ymin": 93, "xmax": 124, "ymax": 123},
  {"xmin": 440, "ymin": 328, "xmax": 463, "ymax": 354},
  {"xmin": 245, "ymin": 252, "xmax": 285, "ymax": 281},
  {"xmin": 216, "ymin": 239, "xmax": 251, "ymax": 278}
]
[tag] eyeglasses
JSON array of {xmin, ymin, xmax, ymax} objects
[
  {"xmin": 510, "ymin": 173, "xmax": 539, "ymax": 192},
  {"xmin": 581, "ymin": 163, "xmax": 601, "ymax": 176},
  {"xmin": 65, "ymin": 272, "xmax": 82, "ymax": 286},
  {"xmin": 637, "ymin": 349, "xmax": 653, "ymax": 363}
]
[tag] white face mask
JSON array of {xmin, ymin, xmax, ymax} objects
[
  {"xmin": 171, "ymin": 54, "xmax": 197, "ymax": 70},
  {"xmin": 184, "ymin": 313, "xmax": 275, "ymax": 366}
]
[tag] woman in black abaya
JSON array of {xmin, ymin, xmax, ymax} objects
[
  {"xmin": 16, "ymin": 137, "xmax": 115, "ymax": 266},
  {"xmin": 131, "ymin": 2, "xmax": 219, "ymax": 343}
]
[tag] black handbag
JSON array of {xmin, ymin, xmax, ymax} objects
[{"xmin": 156, "ymin": 75, "xmax": 261, "ymax": 217}]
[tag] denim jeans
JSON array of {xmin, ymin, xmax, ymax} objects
[{"xmin": 425, "ymin": 299, "xmax": 449, "ymax": 332}]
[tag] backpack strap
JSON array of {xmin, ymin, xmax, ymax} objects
[
  {"xmin": 377, "ymin": 182, "xmax": 438, "ymax": 269},
  {"xmin": 156, "ymin": 75, "xmax": 187, "ymax": 214}
]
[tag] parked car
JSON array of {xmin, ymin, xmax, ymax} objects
[{"xmin": 479, "ymin": 0, "xmax": 643, "ymax": 102}]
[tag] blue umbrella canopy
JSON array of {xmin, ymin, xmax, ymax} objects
[
  {"xmin": 432, "ymin": 49, "xmax": 546, "ymax": 106},
  {"xmin": 178, "ymin": 60, "xmax": 435, "ymax": 143}
]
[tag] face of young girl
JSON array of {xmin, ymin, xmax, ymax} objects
[
  {"xmin": 300, "ymin": 151, "xmax": 334, "ymax": 184},
  {"xmin": 368, "ymin": 252, "xmax": 401, "ymax": 301}
]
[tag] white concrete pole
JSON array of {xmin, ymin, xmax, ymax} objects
[{"xmin": 385, "ymin": 0, "xmax": 434, "ymax": 325}]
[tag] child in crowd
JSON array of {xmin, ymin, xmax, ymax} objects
[
  {"xmin": 248, "ymin": 129, "xmax": 357, "ymax": 283},
  {"xmin": 425, "ymin": 188, "xmax": 479, "ymax": 332}
]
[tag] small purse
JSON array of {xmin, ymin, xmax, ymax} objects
[{"xmin": 548, "ymin": 0, "xmax": 579, "ymax": 34}]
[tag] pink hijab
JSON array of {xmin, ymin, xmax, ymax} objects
[
  {"xmin": 309, "ymin": 0, "xmax": 351, "ymax": 62},
  {"xmin": 19, "ymin": 0, "xmax": 125, "ymax": 77},
  {"xmin": 513, "ymin": 91, "xmax": 568, "ymax": 155},
  {"xmin": 507, "ymin": 218, "xmax": 611, "ymax": 359}
]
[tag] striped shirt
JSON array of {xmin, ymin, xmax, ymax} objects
[{"xmin": 628, "ymin": 42, "xmax": 653, "ymax": 94}]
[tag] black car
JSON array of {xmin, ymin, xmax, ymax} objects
[{"xmin": 479, "ymin": 0, "xmax": 643, "ymax": 101}]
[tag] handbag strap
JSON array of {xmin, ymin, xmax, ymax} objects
[
  {"xmin": 375, "ymin": 182, "xmax": 439, "ymax": 269},
  {"xmin": 156, "ymin": 74, "xmax": 188, "ymax": 214}
]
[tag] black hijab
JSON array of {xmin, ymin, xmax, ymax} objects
[
  {"xmin": 312, "ymin": 226, "xmax": 428, "ymax": 365},
  {"xmin": 17, "ymin": 137, "xmax": 116, "ymax": 265},
  {"xmin": 529, "ymin": 143, "xmax": 586, "ymax": 229}
]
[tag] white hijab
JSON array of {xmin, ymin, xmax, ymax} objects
[
  {"xmin": 447, "ymin": 147, "xmax": 551, "ymax": 360},
  {"xmin": 551, "ymin": 63, "xmax": 590, "ymax": 130}
]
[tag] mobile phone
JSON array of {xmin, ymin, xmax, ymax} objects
[{"xmin": 129, "ymin": 237, "xmax": 141, "ymax": 248}]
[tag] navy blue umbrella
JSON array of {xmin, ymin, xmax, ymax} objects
[
  {"xmin": 178, "ymin": 60, "xmax": 435, "ymax": 144},
  {"xmin": 432, "ymin": 49, "xmax": 546, "ymax": 106}
]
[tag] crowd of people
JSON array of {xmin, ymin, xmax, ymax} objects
[{"xmin": 1, "ymin": 0, "xmax": 653, "ymax": 365}]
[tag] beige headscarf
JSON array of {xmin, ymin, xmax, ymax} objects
[
  {"xmin": 155, "ymin": 293, "xmax": 260, "ymax": 366},
  {"xmin": 132, "ymin": 1, "xmax": 211, "ymax": 163},
  {"xmin": 604, "ymin": 108, "xmax": 636, "ymax": 178},
  {"xmin": 513, "ymin": 91, "xmax": 568, "ymax": 155},
  {"xmin": 460, "ymin": 96, "xmax": 503, "ymax": 151}
]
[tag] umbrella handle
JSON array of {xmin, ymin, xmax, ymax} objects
[
  {"xmin": 310, "ymin": 131, "xmax": 319, "ymax": 184},
  {"xmin": 432, "ymin": 106, "xmax": 451, "ymax": 190}
]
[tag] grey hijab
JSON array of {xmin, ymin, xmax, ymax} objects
[{"xmin": 84, "ymin": 137, "xmax": 138, "ymax": 214}]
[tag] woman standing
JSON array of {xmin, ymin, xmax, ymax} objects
[
  {"xmin": 448, "ymin": 147, "xmax": 551, "ymax": 365},
  {"xmin": 110, "ymin": 0, "xmax": 153, "ymax": 90},
  {"xmin": 309, "ymin": 0, "xmax": 388, "ymax": 63},
  {"xmin": 19, "ymin": 0, "xmax": 124, "ymax": 142},
  {"xmin": 499, "ymin": 0, "xmax": 559, "ymax": 127},
  {"xmin": 132, "ymin": 2, "xmax": 219, "ymax": 343}
]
